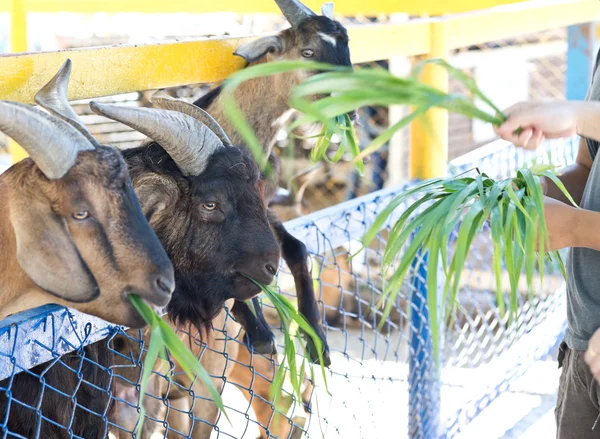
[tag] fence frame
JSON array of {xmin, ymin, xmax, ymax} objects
[{"xmin": 0, "ymin": 2, "xmax": 598, "ymax": 437}]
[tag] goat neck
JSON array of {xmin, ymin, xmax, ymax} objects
[{"xmin": 205, "ymin": 72, "xmax": 289, "ymax": 147}]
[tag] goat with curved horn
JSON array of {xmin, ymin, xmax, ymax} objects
[
  {"xmin": 150, "ymin": 91, "xmax": 232, "ymax": 146},
  {"xmin": 0, "ymin": 101, "xmax": 93, "ymax": 179},
  {"xmin": 34, "ymin": 59, "xmax": 100, "ymax": 147},
  {"xmin": 89, "ymin": 102, "xmax": 224, "ymax": 176},
  {"xmin": 275, "ymin": 0, "xmax": 315, "ymax": 29}
]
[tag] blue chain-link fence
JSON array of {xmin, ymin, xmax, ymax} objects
[{"xmin": 0, "ymin": 136, "xmax": 577, "ymax": 439}]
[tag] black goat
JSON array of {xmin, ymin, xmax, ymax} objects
[{"xmin": 192, "ymin": 0, "xmax": 354, "ymax": 363}]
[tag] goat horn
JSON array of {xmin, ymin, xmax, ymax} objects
[
  {"xmin": 89, "ymin": 101, "xmax": 224, "ymax": 176},
  {"xmin": 0, "ymin": 101, "xmax": 92, "ymax": 179},
  {"xmin": 150, "ymin": 91, "xmax": 232, "ymax": 146},
  {"xmin": 321, "ymin": 2, "xmax": 334, "ymax": 19},
  {"xmin": 274, "ymin": 0, "xmax": 315, "ymax": 29},
  {"xmin": 34, "ymin": 59, "xmax": 100, "ymax": 148}
]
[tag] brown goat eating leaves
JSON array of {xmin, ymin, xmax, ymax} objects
[
  {"xmin": 0, "ymin": 64, "xmax": 176, "ymax": 439},
  {"xmin": 0, "ymin": 90, "xmax": 174, "ymax": 327}
]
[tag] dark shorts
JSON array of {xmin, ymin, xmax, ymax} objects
[{"xmin": 556, "ymin": 341, "xmax": 600, "ymax": 438}]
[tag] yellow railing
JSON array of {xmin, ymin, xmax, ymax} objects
[
  {"xmin": 1, "ymin": 0, "xmax": 599, "ymax": 177},
  {"xmin": 0, "ymin": 0, "xmax": 526, "ymax": 16}
]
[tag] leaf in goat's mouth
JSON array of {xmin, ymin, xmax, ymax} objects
[
  {"xmin": 241, "ymin": 275, "xmax": 329, "ymax": 411},
  {"xmin": 127, "ymin": 294, "xmax": 228, "ymax": 437}
]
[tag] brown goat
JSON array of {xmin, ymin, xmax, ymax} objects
[
  {"xmin": 0, "ymin": 63, "xmax": 175, "ymax": 439},
  {"xmin": 0, "ymin": 72, "xmax": 174, "ymax": 328}
]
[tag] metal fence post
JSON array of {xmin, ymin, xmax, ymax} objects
[
  {"xmin": 409, "ymin": 250, "xmax": 442, "ymax": 439},
  {"xmin": 407, "ymin": 19, "xmax": 448, "ymax": 439},
  {"xmin": 566, "ymin": 23, "xmax": 598, "ymax": 100},
  {"xmin": 8, "ymin": 0, "xmax": 28, "ymax": 164}
]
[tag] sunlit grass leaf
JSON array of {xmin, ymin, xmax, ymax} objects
[
  {"xmin": 128, "ymin": 295, "xmax": 227, "ymax": 436},
  {"xmin": 220, "ymin": 60, "xmax": 354, "ymax": 173},
  {"xmin": 242, "ymin": 277, "xmax": 328, "ymax": 408},
  {"xmin": 364, "ymin": 169, "xmax": 572, "ymax": 372}
]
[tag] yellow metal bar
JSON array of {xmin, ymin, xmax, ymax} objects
[
  {"xmin": 8, "ymin": 0, "xmax": 28, "ymax": 163},
  {"xmin": 0, "ymin": 38, "xmax": 249, "ymax": 104},
  {"xmin": 0, "ymin": 23, "xmax": 430, "ymax": 104},
  {"xmin": 409, "ymin": 21, "xmax": 449, "ymax": 180},
  {"xmin": 0, "ymin": 0, "xmax": 525, "ymax": 16},
  {"xmin": 446, "ymin": 0, "xmax": 600, "ymax": 49}
]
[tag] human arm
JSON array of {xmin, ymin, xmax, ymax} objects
[
  {"xmin": 543, "ymin": 137, "xmax": 592, "ymax": 205},
  {"xmin": 541, "ymin": 139, "xmax": 599, "ymax": 251},
  {"xmin": 542, "ymin": 195, "xmax": 600, "ymax": 251}
]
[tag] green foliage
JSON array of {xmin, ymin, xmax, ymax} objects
[
  {"xmin": 360, "ymin": 170, "xmax": 576, "ymax": 367},
  {"xmin": 128, "ymin": 295, "xmax": 226, "ymax": 437},
  {"xmin": 245, "ymin": 278, "xmax": 329, "ymax": 407},
  {"xmin": 220, "ymin": 58, "xmax": 513, "ymax": 177}
]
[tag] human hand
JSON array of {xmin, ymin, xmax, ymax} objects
[{"xmin": 494, "ymin": 101, "xmax": 584, "ymax": 149}]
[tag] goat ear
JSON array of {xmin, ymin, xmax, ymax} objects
[
  {"xmin": 234, "ymin": 36, "xmax": 283, "ymax": 63},
  {"xmin": 132, "ymin": 174, "xmax": 179, "ymax": 224},
  {"xmin": 10, "ymin": 196, "xmax": 99, "ymax": 303}
]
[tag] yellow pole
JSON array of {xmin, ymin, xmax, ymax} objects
[
  {"xmin": 8, "ymin": 0, "xmax": 28, "ymax": 164},
  {"xmin": 409, "ymin": 21, "xmax": 449, "ymax": 180}
]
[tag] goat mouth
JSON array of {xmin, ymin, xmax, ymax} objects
[
  {"xmin": 122, "ymin": 290, "xmax": 166, "ymax": 327},
  {"xmin": 231, "ymin": 274, "xmax": 263, "ymax": 300},
  {"xmin": 142, "ymin": 297, "xmax": 165, "ymax": 315}
]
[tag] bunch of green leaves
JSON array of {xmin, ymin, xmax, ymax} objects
[
  {"xmin": 309, "ymin": 113, "xmax": 363, "ymax": 175},
  {"xmin": 128, "ymin": 295, "xmax": 226, "ymax": 437},
  {"xmin": 220, "ymin": 58, "xmax": 516, "ymax": 179},
  {"xmin": 220, "ymin": 60, "xmax": 359, "ymax": 175},
  {"xmin": 245, "ymin": 279, "xmax": 328, "ymax": 408},
  {"xmin": 358, "ymin": 166, "xmax": 577, "ymax": 362},
  {"xmin": 289, "ymin": 58, "xmax": 509, "ymax": 162}
]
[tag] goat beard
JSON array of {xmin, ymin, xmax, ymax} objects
[{"xmin": 166, "ymin": 270, "xmax": 234, "ymax": 339}]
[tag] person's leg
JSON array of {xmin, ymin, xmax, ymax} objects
[{"xmin": 556, "ymin": 342, "xmax": 600, "ymax": 438}]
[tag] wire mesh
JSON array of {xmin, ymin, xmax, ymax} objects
[{"xmin": 0, "ymin": 135, "xmax": 576, "ymax": 439}]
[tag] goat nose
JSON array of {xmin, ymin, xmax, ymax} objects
[
  {"xmin": 156, "ymin": 274, "xmax": 175, "ymax": 295},
  {"xmin": 149, "ymin": 270, "xmax": 175, "ymax": 306},
  {"xmin": 265, "ymin": 262, "xmax": 278, "ymax": 276},
  {"xmin": 264, "ymin": 253, "xmax": 280, "ymax": 278}
]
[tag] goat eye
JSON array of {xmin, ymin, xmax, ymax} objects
[
  {"xmin": 302, "ymin": 49, "xmax": 314, "ymax": 58},
  {"xmin": 202, "ymin": 202, "xmax": 217, "ymax": 211},
  {"xmin": 72, "ymin": 211, "xmax": 90, "ymax": 220}
]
